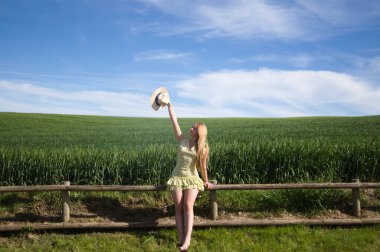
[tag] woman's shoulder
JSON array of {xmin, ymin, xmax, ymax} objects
[{"xmin": 179, "ymin": 137, "xmax": 188, "ymax": 145}]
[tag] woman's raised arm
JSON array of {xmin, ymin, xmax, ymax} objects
[{"xmin": 168, "ymin": 103, "xmax": 184, "ymax": 143}]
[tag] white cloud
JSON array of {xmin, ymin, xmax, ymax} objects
[
  {"xmin": 2, "ymin": 68, "xmax": 380, "ymax": 118},
  {"xmin": 0, "ymin": 80, "xmax": 159, "ymax": 117},
  {"xmin": 175, "ymin": 69, "xmax": 380, "ymax": 117},
  {"xmin": 0, "ymin": 96, "xmax": 99, "ymax": 115}
]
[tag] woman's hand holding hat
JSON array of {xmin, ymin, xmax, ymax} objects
[
  {"xmin": 159, "ymin": 92, "xmax": 170, "ymax": 106},
  {"xmin": 150, "ymin": 87, "xmax": 170, "ymax": 111}
]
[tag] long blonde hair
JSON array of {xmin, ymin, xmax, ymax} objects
[{"xmin": 195, "ymin": 123, "xmax": 209, "ymax": 167}]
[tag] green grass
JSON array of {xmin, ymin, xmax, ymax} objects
[
  {"xmin": 215, "ymin": 189, "xmax": 351, "ymax": 215},
  {"xmin": 1, "ymin": 226, "xmax": 379, "ymax": 251},
  {"xmin": 0, "ymin": 112, "xmax": 379, "ymax": 185}
]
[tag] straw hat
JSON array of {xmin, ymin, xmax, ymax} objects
[{"xmin": 150, "ymin": 87, "xmax": 170, "ymax": 111}]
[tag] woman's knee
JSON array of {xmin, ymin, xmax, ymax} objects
[
  {"xmin": 174, "ymin": 204, "xmax": 184, "ymax": 214},
  {"xmin": 183, "ymin": 202, "xmax": 194, "ymax": 213}
]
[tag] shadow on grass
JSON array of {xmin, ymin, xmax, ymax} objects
[
  {"xmin": 0, "ymin": 213, "xmax": 60, "ymax": 223},
  {"xmin": 82, "ymin": 196, "xmax": 169, "ymax": 222},
  {"xmin": 0, "ymin": 193, "xmax": 32, "ymax": 209},
  {"xmin": 215, "ymin": 189, "xmax": 356, "ymax": 217}
]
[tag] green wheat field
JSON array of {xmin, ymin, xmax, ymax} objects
[
  {"xmin": 0, "ymin": 112, "xmax": 379, "ymax": 186},
  {"xmin": 1, "ymin": 112, "xmax": 380, "ymax": 251}
]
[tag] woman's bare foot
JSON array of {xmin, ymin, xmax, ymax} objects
[{"xmin": 179, "ymin": 242, "xmax": 190, "ymax": 251}]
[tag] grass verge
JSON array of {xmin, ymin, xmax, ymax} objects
[{"xmin": 0, "ymin": 226, "xmax": 379, "ymax": 251}]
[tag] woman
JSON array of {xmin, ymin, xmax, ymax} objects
[{"xmin": 166, "ymin": 102, "xmax": 213, "ymax": 252}]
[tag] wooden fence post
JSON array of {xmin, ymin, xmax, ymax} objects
[
  {"xmin": 62, "ymin": 181, "xmax": 70, "ymax": 222},
  {"xmin": 352, "ymin": 179, "xmax": 361, "ymax": 217},
  {"xmin": 209, "ymin": 180, "xmax": 218, "ymax": 220}
]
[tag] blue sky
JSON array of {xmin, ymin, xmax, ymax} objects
[{"xmin": 1, "ymin": 0, "xmax": 380, "ymax": 117}]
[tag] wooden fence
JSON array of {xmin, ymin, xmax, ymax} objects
[{"xmin": 1, "ymin": 179, "xmax": 380, "ymax": 231}]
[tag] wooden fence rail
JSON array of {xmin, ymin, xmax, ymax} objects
[{"xmin": 1, "ymin": 179, "xmax": 380, "ymax": 224}]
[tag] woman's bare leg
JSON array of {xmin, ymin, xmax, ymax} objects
[
  {"xmin": 171, "ymin": 190, "xmax": 185, "ymax": 245},
  {"xmin": 180, "ymin": 189, "xmax": 198, "ymax": 251}
]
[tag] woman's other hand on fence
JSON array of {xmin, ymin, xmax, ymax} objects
[{"xmin": 204, "ymin": 181, "xmax": 214, "ymax": 189}]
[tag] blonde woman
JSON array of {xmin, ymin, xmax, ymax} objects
[{"xmin": 166, "ymin": 102, "xmax": 213, "ymax": 252}]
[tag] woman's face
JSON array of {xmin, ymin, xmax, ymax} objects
[{"xmin": 189, "ymin": 124, "xmax": 198, "ymax": 138}]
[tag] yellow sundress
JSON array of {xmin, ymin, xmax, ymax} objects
[{"xmin": 166, "ymin": 138, "xmax": 205, "ymax": 191}]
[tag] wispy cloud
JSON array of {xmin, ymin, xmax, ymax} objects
[
  {"xmin": 135, "ymin": 0, "xmax": 380, "ymax": 40},
  {"xmin": 134, "ymin": 50, "xmax": 192, "ymax": 61},
  {"xmin": 354, "ymin": 56, "xmax": 380, "ymax": 72},
  {"xmin": 136, "ymin": 0, "xmax": 309, "ymax": 39},
  {"xmin": 232, "ymin": 53, "xmax": 316, "ymax": 68},
  {"xmin": 295, "ymin": 0, "xmax": 380, "ymax": 27}
]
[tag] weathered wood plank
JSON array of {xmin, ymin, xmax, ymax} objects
[
  {"xmin": 1, "ymin": 218, "xmax": 380, "ymax": 232},
  {"xmin": 212, "ymin": 183, "xmax": 380, "ymax": 190},
  {"xmin": 1, "ymin": 183, "xmax": 380, "ymax": 193},
  {"xmin": 0, "ymin": 185, "xmax": 167, "ymax": 192}
]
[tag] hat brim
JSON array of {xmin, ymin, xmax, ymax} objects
[{"xmin": 150, "ymin": 87, "xmax": 168, "ymax": 111}]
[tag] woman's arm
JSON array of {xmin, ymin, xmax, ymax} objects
[
  {"xmin": 168, "ymin": 103, "xmax": 184, "ymax": 143},
  {"xmin": 200, "ymin": 147, "xmax": 213, "ymax": 189}
]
